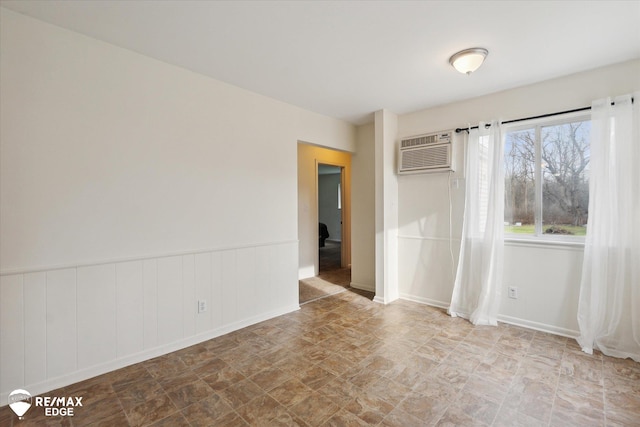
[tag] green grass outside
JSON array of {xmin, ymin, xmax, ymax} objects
[{"xmin": 504, "ymin": 224, "xmax": 586, "ymax": 236}]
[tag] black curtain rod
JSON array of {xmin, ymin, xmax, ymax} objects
[{"xmin": 454, "ymin": 99, "xmax": 634, "ymax": 133}]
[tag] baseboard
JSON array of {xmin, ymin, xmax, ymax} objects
[
  {"xmin": 349, "ymin": 281, "xmax": 374, "ymax": 293},
  {"xmin": 399, "ymin": 293, "xmax": 450, "ymax": 310},
  {"xmin": 497, "ymin": 314, "xmax": 579, "ymax": 339},
  {"xmin": 298, "ymin": 266, "xmax": 316, "ymax": 280},
  {"xmin": 372, "ymin": 294, "xmax": 401, "ymax": 305},
  {"xmin": 0, "ymin": 304, "xmax": 299, "ymax": 407},
  {"xmin": 398, "ymin": 293, "xmax": 579, "ymax": 339},
  {"xmin": 373, "ymin": 295, "xmax": 387, "ymax": 305}
]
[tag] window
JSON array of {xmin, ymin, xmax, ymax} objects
[{"xmin": 504, "ymin": 114, "xmax": 591, "ymax": 238}]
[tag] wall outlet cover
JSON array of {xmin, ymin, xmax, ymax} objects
[{"xmin": 198, "ymin": 300, "xmax": 207, "ymax": 313}]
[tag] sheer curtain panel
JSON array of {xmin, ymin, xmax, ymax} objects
[
  {"xmin": 449, "ymin": 121, "xmax": 504, "ymax": 326},
  {"xmin": 577, "ymin": 93, "xmax": 640, "ymax": 361}
]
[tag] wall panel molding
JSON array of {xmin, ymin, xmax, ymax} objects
[
  {"xmin": 0, "ymin": 241, "xmax": 299, "ymax": 405},
  {"xmin": 397, "ymin": 235, "xmax": 461, "ymax": 242},
  {"xmin": 0, "ymin": 240, "xmax": 299, "ymax": 277}
]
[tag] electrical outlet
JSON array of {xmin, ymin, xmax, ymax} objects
[
  {"xmin": 508, "ymin": 286, "xmax": 518, "ymax": 299},
  {"xmin": 197, "ymin": 299, "xmax": 207, "ymax": 313}
]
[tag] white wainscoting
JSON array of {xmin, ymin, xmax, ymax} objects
[
  {"xmin": 0, "ymin": 241, "xmax": 299, "ymax": 404},
  {"xmin": 398, "ymin": 234, "xmax": 583, "ymax": 338}
]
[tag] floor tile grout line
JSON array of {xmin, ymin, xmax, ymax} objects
[
  {"xmin": 19, "ymin": 289, "xmax": 638, "ymax": 427},
  {"xmin": 547, "ymin": 345, "xmax": 564, "ymax": 427},
  {"xmin": 600, "ymin": 355, "xmax": 607, "ymax": 427}
]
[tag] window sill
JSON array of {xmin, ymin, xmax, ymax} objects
[{"xmin": 505, "ymin": 236, "xmax": 585, "ymax": 250}]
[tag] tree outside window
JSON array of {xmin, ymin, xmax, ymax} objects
[{"xmin": 504, "ymin": 115, "xmax": 591, "ymax": 237}]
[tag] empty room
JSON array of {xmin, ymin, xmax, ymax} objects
[{"xmin": 1, "ymin": 1, "xmax": 639, "ymax": 426}]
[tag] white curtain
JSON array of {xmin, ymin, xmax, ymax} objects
[
  {"xmin": 449, "ymin": 121, "xmax": 504, "ymax": 326},
  {"xmin": 577, "ymin": 93, "xmax": 640, "ymax": 361}
]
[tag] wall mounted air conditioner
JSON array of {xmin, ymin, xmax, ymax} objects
[{"xmin": 398, "ymin": 131, "xmax": 455, "ymax": 174}]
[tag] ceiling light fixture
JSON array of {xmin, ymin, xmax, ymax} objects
[{"xmin": 449, "ymin": 48, "xmax": 488, "ymax": 75}]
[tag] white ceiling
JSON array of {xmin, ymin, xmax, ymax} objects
[{"xmin": 2, "ymin": 1, "xmax": 639, "ymax": 125}]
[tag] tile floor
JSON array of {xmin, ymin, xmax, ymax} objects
[
  {"xmin": 2, "ymin": 289, "xmax": 639, "ymax": 426},
  {"xmin": 299, "ymin": 269, "xmax": 353, "ymax": 304}
]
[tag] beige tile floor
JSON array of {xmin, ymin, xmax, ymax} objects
[{"xmin": 2, "ymin": 289, "xmax": 639, "ymax": 426}]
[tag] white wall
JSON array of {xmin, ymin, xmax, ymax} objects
[
  {"xmin": 397, "ymin": 59, "xmax": 640, "ymax": 335},
  {"xmin": 374, "ymin": 110, "xmax": 399, "ymax": 303},
  {"xmin": 351, "ymin": 123, "xmax": 376, "ymax": 291},
  {"xmin": 0, "ymin": 8, "xmax": 354, "ymax": 402},
  {"xmin": 398, "ymin": 167, "xmax": 464, "ymax": 307}
]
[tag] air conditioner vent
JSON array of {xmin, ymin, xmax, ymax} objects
[
  {"xmin": 398, "ymin": 131, "xmax": 454, "ymax": 174},
  {"xmin": 401, "ymin": 144, "xmax": 450, "ymax": 170},
  {"xmin": 400, "ymin": 132, "xmax": 450, "ymax": 148}
]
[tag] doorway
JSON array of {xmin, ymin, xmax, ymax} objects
[
  {"xmin": 297, "ymin": 143, "xmax": 353, "ymax": 303},
  {"xmin": 315, "ymin": 162, "xmax": 351, "ymax": 288},
  {"xmin": 297, "ymin": 143, "xmax": 351, "ymax": 279},
  {"xmin": 318, "ymin": 164, "xmax": 343, "ymax": 273}
]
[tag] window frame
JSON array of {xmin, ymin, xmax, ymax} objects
[{"xmin": 503, "ymin": 110, "xmax": 591, "ymax": 244}]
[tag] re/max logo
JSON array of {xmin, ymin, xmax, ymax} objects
[
  {"xmin": 35, "ymin": 396, "xmax": 83, "ymax": 407},
  {"xmin": 35, "ymin": 396, "xmax": 83, "ymax": 417},
  {"xmin": 8, "ymin": 389, "xmax": 84, "ymax": 419}
]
